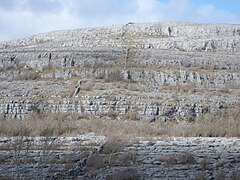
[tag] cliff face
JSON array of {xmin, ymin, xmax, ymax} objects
[{"xmin": 0, "ymin": 22, "xmax": 239, "ymax": 120}]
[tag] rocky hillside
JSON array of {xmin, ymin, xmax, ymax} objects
[{"xmin": 0, "ymin": 22, "xmax": 240, "ymax": 121}]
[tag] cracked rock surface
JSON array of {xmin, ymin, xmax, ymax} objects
[
  {"xmin": 0, "ymin": 22, "xmax": 240, "ymax": 120},
  {"xmin": 0, "ymin": 136, "xmax": 239, "ymax": 179}
]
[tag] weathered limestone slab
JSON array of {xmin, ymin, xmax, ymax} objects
[{"xmin": 2, "ymin": 136, "xmax": 238, "ymax": 179}]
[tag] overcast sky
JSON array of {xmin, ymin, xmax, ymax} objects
[{"xmin": 0, "ymin": 0, "xmax": 240, "ymax": 41}]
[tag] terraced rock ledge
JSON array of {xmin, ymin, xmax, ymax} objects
[
  {"xmin": 0, "ymin": 22, "xmax": 240, "ymax": 121},
  {"xmin": 0, "ymin": 22, "xmax": 240, "ymax": 179}
]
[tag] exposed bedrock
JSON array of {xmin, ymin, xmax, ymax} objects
[
  {"xmin": 0, "ymin": 136, "xmax": 239, "ymax": 179},
  {"xmin": 0, "ymin": 22, "xmax": 239, "ymax": 120}
]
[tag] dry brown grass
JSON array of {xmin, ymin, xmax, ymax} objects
[
  {"xmin": 0, "ymin": 107, "xmax": 239, "ymax": 139},
  {"xmin": 123, "ymin": 111, "xmax": 140, "ymax": 121},
  {"xmin": 179, "ymin": 108, "xmax": 240, "ymax": 137},
  {"xmin": 127, "ymin": 83, "xmax": 150, "ymax": 92},
  {"xmin": 107, "ymin": 110, "xmax": 118, "ymax": 120},
  {"xmin": 104, "ymin": 71, "xmax": 125, "ymax": 83},
  {"xmin": 159, "ymin": 82, "xmax": 196, "ymax": 93},
  {"xmin": 13, "ymin": 71, "xmax": 40, "ymax": 81},
  {"xmin": 0, "ymin": 113, "xmax": 78, "ymax": 137}
]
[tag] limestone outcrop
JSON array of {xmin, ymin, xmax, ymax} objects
[
  {"xmin": 0, "ymin": 135, "xmax": 239, "ymax": 179},
  {"xmin": 0, "ymin": 22, "xmax": 239, "ymax": 120}
]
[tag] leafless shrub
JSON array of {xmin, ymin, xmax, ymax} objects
[
  {"xmin": 164, "ymin": 156, "xmax": 177, "ymax": 165},
  {"xmin": 195, "ymin": 171, "xmax": 206, "ymax": 180},
  {"xmin": 42, "ymin": 64, "xmax": 54, "ymax": 71},
  {"xmin": 229, "ymin": 171, "xmax": 240, "ymax": 180},
  {"xmin": 34, "ymin": 137, "xmax": 58, "ymax": 178},
  {"xmin": 116, "ymin": 153, "xmax": 136, "ymax": 166},
  {"xmin": 160, "ymin": 82, "xmax": 196, "ymax": 93},
  {"xmin": 63, "ymin": 154, "xmax": 78, "ymax": 173},
  {"xmin": 14, "ymin": 71, "xmax": 40, "ymax": 81},
  {"xmin": 101, "ymin": 139, "xmax": 125, "ymax": 154},
  {"xmin": 127, "ymin": 83, "xmax": 150, "ymax": 92},
  {"xmin": 104, "ymin": 71, "xmax": 124, "ymax": 82},
  {"xmin": 107, "ymin": 110, "xmax": 118, "ymax": 119},
  {"xmin": 86, "ymin": 154, "xmax": 109, "ymax": 170},
  {"xmin": 105, "ymin": 95, "xmax": 117, "ymax": 101},
  {"xmin": 94, "ymin": 70, "xmax": 105, "ymax": 79},
  {"xmin": 214, "ymin": 171, "xmax": 226, "ymax": 180},
  {"xmin": 178, "ymin": 153, "xmax": 195, "ymax": 164},
  {"xmin": 0, "ymin": 154, "xmax": 8, "ymax": 164},
  {"xmin": 215, "ymin": 160, "xmax": 226, "ymax": 168},
  {"xmin": 185, "ymin": 113, "xmax": 196, "ymax": 123},
  {"xmin": 21, "ymin": 157, "xmax": 36, "ymax": 164},
  {"xmin": 0, "ymin": 135, "xmax": 66, "ymax": 179},
  {"xmin": 81, "ymin": 81, "xmax": 94, "ymax": 91},
  {"xmin": 106, "ymin": 169, "xmax": 141, "ymax": 180},
  {"xmin": 93, "ymin": 82, "xmax": 108, "ymax": 90},
  {"xmin": 14, "ymin": 59, "xmax": 26, "ymax": 69},
  {"xmin": 158, "ymin": 153, "xmax": 195, "ymax": 165},
  {"xmin": 7, "ymin": 136, "xmax": 32, "ymax": 179},
  {"xmin": 123, "ymin": 111, "xmax": 140, "ymax": 121},
  {"xmin": 200, "ymin": 158, "xmax": 211, "ymax": 171},
  {"xmin": 74, "ymin": 113, "xmax": 92, "ymax": 120},
  {"xmin": 5, "ymin": 65, "xmax": 16, "ymax": 71},
  {"xmin": 0, "ymin": 176, "xmax": 14, "ymax": 180}
]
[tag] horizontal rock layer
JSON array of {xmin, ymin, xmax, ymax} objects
[
  {"xmin": 0, "ymin": 136, "xmax": 239, "ymax": 179},
  {"xmin": 0, "ymin": 22, "xmax": 239, "ymax": 120}
]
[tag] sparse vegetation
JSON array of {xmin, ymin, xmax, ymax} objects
[
  {"xmin": 0, "ymin": 113, "xmax": 78, "ymax": 137},
  {"xmin": 0, "ymin": 107, "xmax": 239, "ymax": 138},
  {"xmin": 106, "ymin": 169, "xmax": 141, "ymax": 180},
  {"xmin": 230, "ymin": 171, "xmax": 240, "ymax": 180},
  {"xmin": 107, "ymin": 110, "xmax": 118, "ymax": 119},
  {"xmin": 104, "ymin": 71, "xmax": 125, "ymax": 82},
  {"xmin": 86, "ymin": 154, "xmax": 109, "ymax": 170},
  {"xmin": 195, "ymin": 171, "xmax": 206, "ymax": 180},
  {"xmin": 0, "ymin": 136, "xmax": 59, "ymax": 179},
  {"xmin": 14, "ymin": 71, "xmax": 40, "ymax": 81},
  {"xmin": 1, "ymin": 22, "xmax": 240, "ymax": 180},
  {"xmin": 123, "ymin": 111, "xmax": 140, "ymax": 121},
  {"xmin": 101, "ymin": 138, "xmax": 125, "ymax": 154},
  {"xmin": 178, "ymin": 153, "xmax": 195, "ymax": 164}
]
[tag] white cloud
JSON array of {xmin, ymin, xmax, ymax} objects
[
  {"xmin": 196, "ymin": 4, "xmax": 238, "ymax": 24},
  {"xmin": 135, "ymin": 0, "xmax": 158, "ymax": 12},
  {"xmin": 197, "ymin": 4, "xmax": 215, "ymax": 17},
  {"xmin": 0, "ymin": 0, "xmax": 239, "ymax": 41}
]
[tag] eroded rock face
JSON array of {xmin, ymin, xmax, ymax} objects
[
  {"xmin": 0, "ymin": 22, "xmax": 239, "ymax": 120},
  {"xmin": 0, "ymin": 136, "xmax": 239, "ymax": 179}
]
